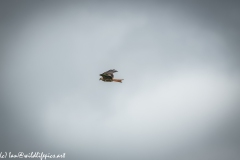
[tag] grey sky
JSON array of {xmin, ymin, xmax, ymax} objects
[{"xmin": 1, "ymin": 0, "xmax": 240, "ymax": 160}]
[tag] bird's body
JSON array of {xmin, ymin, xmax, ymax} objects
[{"xmin": 99, "ymin": 69, "xmax": 124, "ymax": 83}]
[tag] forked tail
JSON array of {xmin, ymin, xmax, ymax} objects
[{"xmin": 112, "ymin": 79, "xmax": 124, "ymax": 83}]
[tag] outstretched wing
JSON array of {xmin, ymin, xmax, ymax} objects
[{"xmin": 100, "ymin": 69, "xmax": 118, "ymax": 80}]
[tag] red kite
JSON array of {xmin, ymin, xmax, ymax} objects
[{"xmin": 99, "ymin": 69, "xmax": 124, "ymax": 83}]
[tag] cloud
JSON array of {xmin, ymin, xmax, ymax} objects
[{"xmin": 1, "ymin": 1, "xmax": 240, "ymax": 159}]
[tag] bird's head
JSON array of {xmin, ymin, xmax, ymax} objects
[{"xmin": 99, "ymin": 77, "xmax": 103, "ymax": 81}]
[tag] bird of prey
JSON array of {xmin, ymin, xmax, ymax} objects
[{"xmin": 99, "ymin": 69, "xmax": 124, "ymax": 83}]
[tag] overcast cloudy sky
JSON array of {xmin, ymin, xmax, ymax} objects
[{"xmin": 0, "ymin": 0, "xmax": 240, "ymax": 160}]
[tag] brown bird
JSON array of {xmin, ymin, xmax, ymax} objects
[{"xmin": 99, "ymin": 69, "xmax": 124, "ymax": 83}]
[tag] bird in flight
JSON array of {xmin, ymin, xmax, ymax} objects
[{"xmin": 99, "ymin": 69, "xmax": 124, "ymax": 83}]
